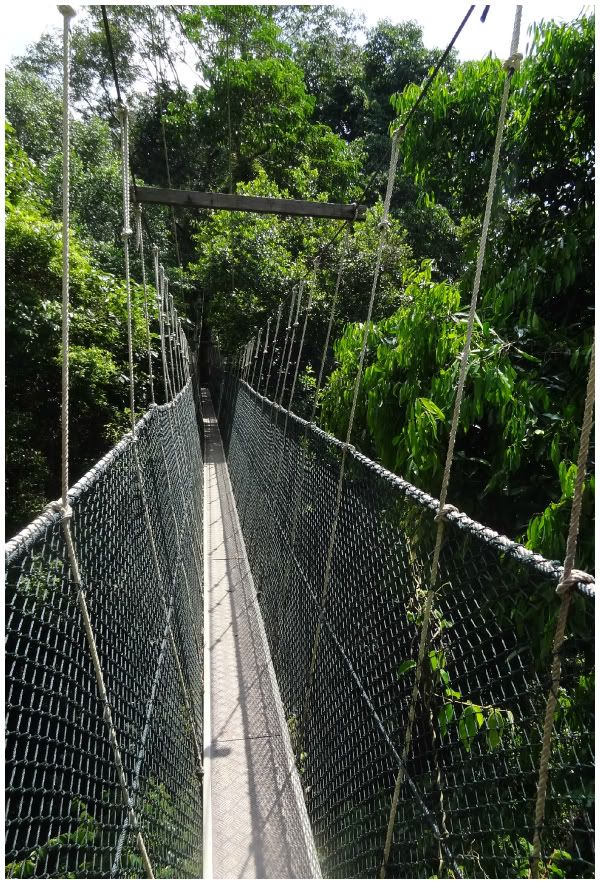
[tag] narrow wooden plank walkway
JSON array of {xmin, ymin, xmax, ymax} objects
[{"xmin": 202, "ymin": 388, "xmax": 321, "ymax": 879}]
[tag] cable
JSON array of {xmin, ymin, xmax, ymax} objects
[
  {"xmin": 308, "ymin": 4, "xmax": 480, "ymax": 270},
  {"xmin": 100, "ymin": 5, "xmax": 139, "ymax": 200}
]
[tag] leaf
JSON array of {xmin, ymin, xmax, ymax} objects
[
  {"xmin": 417, "ymin": 397, "xmax": 445, "ymax": 420},
  {"xmin": 487, "ymin": 709, "xmax": 505, "ymax": 749},
  {"xmin": 397, "ymin": 660, "xmax": 416, "ymax": 677},
  {"xmin": 437, "ymin": 703, "xmax": 455, "ymax": 738},
  {"xmin": 458, "ymin": 704, "xmax": 484, "ymax": 752}
]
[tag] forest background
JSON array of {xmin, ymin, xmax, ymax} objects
[{"xmin": 4, "ymin": 5, "xmax": 595, "ymax": 571}]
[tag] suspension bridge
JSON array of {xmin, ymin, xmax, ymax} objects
[{"xmin": 5, "ymin": 4, "xmax": 595, "ymax": 880}]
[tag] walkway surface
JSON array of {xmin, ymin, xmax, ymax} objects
[{"xmin": 202, "ymin": 388, "xmax": 321, "ymax": 879}]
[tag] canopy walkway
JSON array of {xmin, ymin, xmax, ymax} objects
[{"xmin": 4, "ymin": 3, "xmax": 595, "ymax": 880}]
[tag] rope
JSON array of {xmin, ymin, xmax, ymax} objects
[
  {"xmin": 153, "ymin": 250, "xmax": 172, "ymax": 403},
  {"xmin": 117, "ymin": 104, "xmax": 136, "ymax": 435},
  {"xmin": 273, "ymin": 233, "xmax": 350, "ymax": 659},
  {"xmin": 60, "ymin": 5, "xmax": 73, "ymax": 505},
  {"xmin": 120, "ymin": 110, "xmax": 202, "ymax": 778},
  {"xmin": 134, "ymin": 205, "xmax": 155, "ymax": 404},
  {"xmin": 313, "ymin": 231, "xmax": 349, "ymax": 419},
  {"xmin": 263, "ymin": 303, "xmax": 283, "ymax": 399},
  {"xmin": 303, "ymin": 5, "xmax": 478, "ymax": 268},
  {"xmin": 275, "ymin": 262, "xmax": 319, "ymax": 482},
  {"xmin": 288, "ymin": 259, "xmax": 319, "ymax": 414},
  {"xmin": 257, "ymin": 316, "xmax": 271, "ymax": 392},
  {"xmin": 530, "ymin": 339, "xmax": 595, "ymax": 878},
  {"xmin": 273, "ymin": 288, "xmax": 297, "ymax": 405},
  {"xmin": 59, "ymin": 10, "xmax": 154, "ymax": 877},
  {"xmin": 301, "ymin": 125, "xmax": 402, "ymax": 748},
  {"xmin": 250, "ymin": 328, "xmax": 264, "ymax": 389},
  {"xmin": 379, "ymin": 10, "xmax": 522, "ymax": 877},
  {"xmin": 278, "ymin": 282, "xmax": 304, "ymax": 407}
]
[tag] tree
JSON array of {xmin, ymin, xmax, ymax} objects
[
  {"xmin": 320, "ymin": 14, "xmax": 595, "ymax": 565},
  {"xmin": 5, "ymin": 123, "xmax": 155, "ymax": 536}
]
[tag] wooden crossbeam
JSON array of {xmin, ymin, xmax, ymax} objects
[{"xmin": 133, "ymin": 186, "xmax": 367, "ymax": 221}]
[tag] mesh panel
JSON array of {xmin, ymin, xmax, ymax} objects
[
  {"xmin": 212, "ymin": 367, "xmax": 594, "ymax": 880},
  {"xmin": 5, "ymin": 382, "xmax": 204, "ymax": 879}
]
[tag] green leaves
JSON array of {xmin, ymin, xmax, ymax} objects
[
  {"xmin": 437, "ymin": 702, "xmax": 455, "ymax": 738},
  {"xmin": 397, "ymin": 659, "xmax": 416, "ymax": 677},
  {"xmin": 457, "ymin": 704, "xmax": 484, "ymax": 752}
]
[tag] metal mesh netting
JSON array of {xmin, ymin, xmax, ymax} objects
[
  {"xmin": 212, "ymin": 369, "xmax": 594, "ymax": 880},
  {"xmin": 5, "ymin": 381, "xmax": 204, "ymax": 879}
]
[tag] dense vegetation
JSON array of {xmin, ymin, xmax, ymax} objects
[{"xmin": 5, "ymin": 6, "xmax": 594, "ymax": 572}]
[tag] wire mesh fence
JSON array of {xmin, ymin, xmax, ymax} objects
[
  {"xmin": 210, "ymin": 361, "xmax": 594, "ymax": 880},
  {"xmin": 5, "ymin": 381, "xmax": 204, "ymax": 879}
]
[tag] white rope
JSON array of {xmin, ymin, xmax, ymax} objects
[
  {"xmin": 274, "ymin": 234, "xmax": 350, "ymax": 656},
  {"xmin": 263, "ymin": 303, "xmax": 282, "ymax": 398},
  {"xmin": 380, "ymin": 10, "xmax": 523, "ymax": 877},
  {"xmin": 273, "ymin": 288, "xmax": 297, "ymax": 404},
  {"xmin": 60, "ymin": 4, "xmax": 74, "ymax": 505},
  {"xmin": 302, "ymin": 125, "xmax": 402, "ymax": 742},
  {"xmin": 530, "ymin": 339, "xmax": 595, "ymax": 878},
  {"xmin": 58, "ymin": 9, "xmax": 154, "ymax": 877},
  {"xmin": 154, "ymin": 256, "xmax": 173, "ymax": 403},
  {"xmin": 134, "ymin": 205, "xmax": 155, "ymax": 405},
  {"xmin": 257, "ymin": 315, "xmax": 271, "ymax": 392},
  {"xmin": 278, "ymin": 281, "xmax": 305, "ymax": 407},
  {"xmin": 117, "ymin": 104, "xmax": 136, "ymax": 436}
]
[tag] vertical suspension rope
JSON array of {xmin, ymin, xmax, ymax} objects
[
  {"xmin": 278, "ymin": 281, "xmax": 304, "ymax": 407},
  {"xmin": 273, "ymin": 233, "xmax": 350, "ymax": 657},
  {"xmin": 117, "ymin": 104, "xmax": 136, "ymax": 435},
  {"xmin": 257, "ymin": 315, "xmax": 271, "ymax": 392},
  {"xmin": 263, "ymin": 302, "xmax": 283, "ymax": 398},
  {"xmin": 134, "ymin": 205, "xmax": 155, "ymax": 405},
  {"xmin": 153, "ymin": 252, "xmax": 172, "ymax": 403},
  {"xmin": 530, "ymin": 340, "xmax": 595, "ymax": 878},
  {"xmin": 379, "ymin": 9, "xmax": 523, "ymax": 878},
  {"xmin": 301, "ymin": 123, "xmax": 403, "ymax": 749},
  {"xmin": 58, "ymin": 8, "xmax": 154, "ymax": 877},
  {"xmin": 273, "ymin": 288, "xmax": 297, "ymax": 405}
]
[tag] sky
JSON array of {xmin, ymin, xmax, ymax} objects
[{"xmin": 2, "ymin": 2, "xmax": 592, "ymax": 82}]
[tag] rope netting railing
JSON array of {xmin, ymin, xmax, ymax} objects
[
  {"xmin": 5, "ymin": 382, "xmax": 204, "ymax": 879},
  {"xmin": 207, "ymin": 358, "xmax": 594, "ymax": 880},
  {"xmin": 5, "ymin": 8, "xmax": 204, "ymax": 877}
]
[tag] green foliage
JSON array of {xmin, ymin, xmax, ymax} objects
[
  {"xmin": 321, "ymin": 15, "xmax": 594, "ymax": 561},
  {"xmin": 5, "ymin": 799, "xmax": 97, "ymax": 878},
  {"xmin": 5, "ymin": 124, "xmax": 155, "ymax": 535}
]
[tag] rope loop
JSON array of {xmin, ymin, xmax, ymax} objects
[
  {"xmin": 503, "ymin": 52, "xmax": 523, "ymax": 73},
  {"xmin": 434, "ymin": 503, "xmax": 459, "ymax": 524},
  {"xmin": 557, "ymin": 568, "xmax": 595, "ymax": 596}
]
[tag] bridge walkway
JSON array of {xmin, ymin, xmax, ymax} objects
[{"xmin": 202, "ymin": 388, "xmax": 320, "ymax": 879}]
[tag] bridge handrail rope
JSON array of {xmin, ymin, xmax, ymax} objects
[
  {"xmin": 379, "ymin": 7, "xmax": 524, "ymax": 878},
  {"xmin": 57, "ymin": 8, "xmax": 155, "ymax": 877}
]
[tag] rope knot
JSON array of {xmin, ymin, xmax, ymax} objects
[
  {"xmin": 557, "ymin": 569, "xmax": 595, "ymax": 596},
  {"xmin": 121, "ymin": 227, "xmax": 133, "ymax": 239},
  {"xmin": 116, "ymin": 102, "xmax": 129, "ymax": 122},
  {"xmin": 378, "ymin": 219, "xmax": 391, "ymax": 231},
  {"xmin": 434, "ymin": 503, "xmax": 459, "ymax": 524},
  {"xmin": 503, "ymin": 52, "xmax": 523, "ymax": 73}
]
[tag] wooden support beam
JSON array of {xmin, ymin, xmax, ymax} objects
[{"xmin": 133, "ymin": 186, "xmax": 367, "ymax": 221}]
